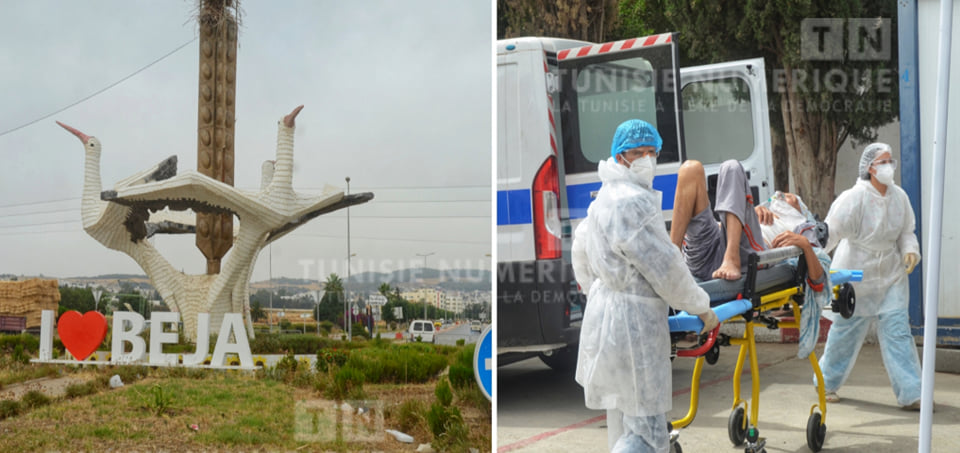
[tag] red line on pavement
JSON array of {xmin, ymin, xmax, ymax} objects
[
  {"xmin": 498, "ymin": 414, "xmax": 606, "ymax": 452},
  {"xmin": 499, "ymin": 361, "xmax": 777, "ymax": 452}
]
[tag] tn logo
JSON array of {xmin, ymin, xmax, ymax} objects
[{"xmin": 801, "ymin": 18, "xmax": 891, "ymax": 61}]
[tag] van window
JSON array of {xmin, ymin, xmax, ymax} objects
[
  {"xmin": 575, "ymin": 57, "xmax": 658, "ymax": 165},
  {"xmin": 560, "ymin": 42, "xmax": 682, "ymax": 175},
  {"xmin": 424, "ymin": 323, "xmax": 434, "ymax": 332},
  {"xmin": 681, "ymin": 77, "xmax": 754, "ymax": 165}
]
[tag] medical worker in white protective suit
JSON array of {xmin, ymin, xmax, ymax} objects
[
  {"xmin": 818, "ymin": 142, "xmax": 923, "ymax": 410},
  {"xmin": 572, "ymin": 119, "xmax": 719, "ymax": 452}
]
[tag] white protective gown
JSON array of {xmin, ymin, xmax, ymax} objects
[
  {"xmin": 573, "ymin": 157, "xmax": 711, "ymax": 417},
  {"xmin": 824, "ymin": 179, "xmax": 920, "ymax": 316}
]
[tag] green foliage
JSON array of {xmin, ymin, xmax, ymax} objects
[
  {"xmin": 343, "ymin": 344, "xmax": 449, "ymax": 384},
  {"xmin": 249, "ymin": 333, "xmax": 359, "ymax": 355},
  {"xmin": 319, "ymin": 320, "xmax": 334, "ymax": 334},
  {"xmin": 20, "ymin": 390, "xmax": 51, "ymax": 409},
  {"xmin": 351, "ymin": 322, "xmax": 370, "ymax": 339},
  {"xmin": 0, "ymin": 399, "xmax": 19, "ymax": 419},
  {"xmin": 456, "ymin": 338, "xmax": 465, "ymax": 347},
  {"xmin": 449, "ymin": 363, "xmax": 474, "ymax": 390},
  {"xmin": 275, "ymin": 351, "xmax": 299, "ymax": 376},
  {"xmin": 0, "ymin": 333, "xmax": 39, "ymax": 354},
  {"xmin": 113, "ymin": 365, "xmax": 149, "ymax": 385},
  {"xmin": 397, "ymin": 399, "xmax": 427, "ymax": 433},
  {"xmin": 12, "ymin": 344, "xmax": 28, "ymax": 365},
  {"xmin": 426, "ymin": 401, "xmax": 463, "ymax": 440},
  {"xmin": 316, "ymin": 348, "xmax": 349, "ymax": 372},
  {"xmin": 279, "ymin": 318, "xmax": 292, "ymax": 331},
  {"xmin": 141, "ymin": 384, "xmax": 174, "ymax": 416},
  {"xmin": 327, "ymin": 366, "xmax": 365, "ymax": 401},
  {"xmin": 65, "ymin": 382, "xmax": 98, "ymax": 399},
  {"xmin": 435, "ymin": 378, "xmax": 453, "ymax": 407},
  {"xmin": 249, "ymin": 300, "xmax": 266, "ymax": 322}
]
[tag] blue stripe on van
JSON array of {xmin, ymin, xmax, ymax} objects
[
  {"xmin": 566, "ymin": 173, "xmax": 678, "ymax": 219},
  {"xmin": 497, "ymin": 189, "xmax": 532, "ymax": 225}
]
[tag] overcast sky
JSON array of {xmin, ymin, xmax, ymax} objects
[{"xmin": 0, "ymin": 1, "xmax": 492, "ymax": 282}]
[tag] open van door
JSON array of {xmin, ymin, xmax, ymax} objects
[
  {"xmin": 558, "ymin": 33, "xmax": 685, "ymax": 229},
  {"xmin": 679, "ymin": 58, "xmax": 775, "ymax": 210}
]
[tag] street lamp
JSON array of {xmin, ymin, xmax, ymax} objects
[
  {"xmin": 416, "ymin": 252, "xmax": 435, "ymax": 319},
  {"xmin": 346, "ymin": 176, "xmax": 352, "ymax": 341}
]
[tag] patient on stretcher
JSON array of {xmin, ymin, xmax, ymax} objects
[{"xmin": 669, "ymin": 160, "xmax": 832, "ymax": 357}]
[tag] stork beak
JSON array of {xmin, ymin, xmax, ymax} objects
[{"xmin": 56, "ymin": 121, "xmax": 90, "ymax": 143}]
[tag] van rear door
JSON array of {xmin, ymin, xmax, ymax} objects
[
  {"xmin": 557, "ymin": 33, "xmax": 684, "ymax": 231},
  {"xmin": 679, "ymin": 58, "xmax": 775, "ymax": 209}
]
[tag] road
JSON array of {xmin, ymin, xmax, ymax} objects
[
  {"xmin": 497, "ymin": 342, "xmax": 960, "ymax": 453},
  {"xmin": 436, "ymin": 322, "xmax": 486, "ymax": 346}
]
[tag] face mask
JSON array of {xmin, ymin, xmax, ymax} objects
[
  {"xmin": 874, "ymin": 163, "xmax": 895, "ymax": 186},
  {"xmin": 629, "ymin": 155, "xmax": 656, "ymax": 185}
]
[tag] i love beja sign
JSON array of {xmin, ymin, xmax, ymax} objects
[{"xmin": 33, "ymin": 310, "xmax": 255, "ymax": 369}]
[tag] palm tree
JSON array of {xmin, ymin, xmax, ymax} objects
[
  {"xmin": 316, "ymin": 273, "xmax": 345, "ymax": 326},
  {"xmin": 378, "ymin": 283, "xmax": 392, "ymax": 297}
]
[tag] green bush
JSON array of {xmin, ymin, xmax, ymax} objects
[
  {"xmin": 397, "ymin": 399, "xmax": 426, "ymax": 433},
  {"xmin": 0, "ymin": 400, "xmax": 20, "ymax": 419},
  {"xmin": 275, "ymin": 352, "xmax": 299, "ymax": 376},
  {"xmin": 351, "ymin": 322, "xmax": 370, "ymax": 339},
  {"xmin": 435, "ymin": 378, "xmax": 453, "ymax": 407},
  {"xmin": 327, "ymin": 366, "xmax": 365, "ymax": 401},
  {"xmin": 279, "ymin": 319, "xmax": 292, "ymax": 331},
  {"xmin": 21, "ymin": 390, "xmax": 51, "ymax": 409},
  {"xmin": 65, "ymin": 382, "xmax": 98, "ymax": 399},
  {"xmin": 456, "ymin": 338, "xmax": 465, "ymax": 347},
  {"xmin": 316, "ymin": 348, "xmax": 349, "ymax": 372},
  {"xmin": 426, "ymin": 402, "xmax": 462, "ymax": 439},
  {"xmin": 344, "ymin": 344, "xmax": 448, "ymax": 384},
  {"xmin": 0, "ymin": 333, "xmax": 39, "ymax": 354},
  {"xmin": 12, "ymin": 344, "xmax": 29, "ymax": 365},
  {"xmin": 320, "ymin": 320, "xmax": 334, "ymax": 334},
  {"xmin": 448, "ymin": 364, "xmax": 474, "ymax": 390},
  {"xmin": 113, "ymin": 365, "xmax": 149, "ymax": 385}
]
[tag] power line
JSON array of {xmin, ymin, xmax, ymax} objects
[
  {"xmin": 0, "ymin": 37, "xmax": 197, "ymax": 139},
  {"xmin": 0, "ymin": 198, "xmax": 79, "ymax": 209}
]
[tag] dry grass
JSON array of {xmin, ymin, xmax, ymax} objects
[{"xmin": 0, "ymin": 369, "xmax": 492, "ymax": 452}]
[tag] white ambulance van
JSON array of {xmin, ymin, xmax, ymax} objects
[{"xmin": 497, "ymin": 33, "xmax": 775, "ymax": 371}]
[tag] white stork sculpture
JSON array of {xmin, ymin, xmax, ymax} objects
[{"xmin": 59, "ymin": 105, "xmax": 372, "ymax": 340}]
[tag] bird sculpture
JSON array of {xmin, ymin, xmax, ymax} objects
[{"xmin": 58, "ymin": 105, "xmax": 372, "ymax": 339}]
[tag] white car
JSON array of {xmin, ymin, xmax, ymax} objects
[
  {"xmin": 408, "ymin": 319, "xmax": 436, "ymax": 343},
  {"xmin": 470, "ymin": 320, "xmax": 482, "ymax": 333}
]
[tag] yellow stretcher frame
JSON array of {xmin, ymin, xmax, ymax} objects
[{"xmin": 669, "ymin": 282, "xmax": 846, "ymax": 453}]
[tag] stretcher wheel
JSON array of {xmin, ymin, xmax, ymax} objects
[
  {"xmin": 806, "ymin": 412, "xmax": 826, "ymax": 452},
  {"xmin": 728, "ymin": 407, "xmax": 748, "ymax": 446},
  {"xmin": 838, "ymin": 283, "xmax": 856, "ymax": 319},
  {"xmin": 670, "ymin": 442, "xmax": 683, "ymax": 453},
  {"xmin": 705, "ymin": 343, "xmax": 720, "ymax": 365}
]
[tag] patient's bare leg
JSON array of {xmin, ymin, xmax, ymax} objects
[
  {"xmin": 713, "ymin": 212, "xmax": 744, "ymax": 280},
  {"xmin": 671, "ymin": 160, "xmax": 711, "ymax": 249}
]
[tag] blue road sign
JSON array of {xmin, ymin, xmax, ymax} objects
[{"xmin": 473, "ymin": 325, "xmax": 492, "ymax": 400}]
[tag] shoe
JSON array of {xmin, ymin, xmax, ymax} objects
[
  {"xmin": 901, "ymin": 401, "xmax": 921, "ymax": 411},
  {"xmin": 824, "ymin": 392, "xmax": 840, "ymax": 403}
]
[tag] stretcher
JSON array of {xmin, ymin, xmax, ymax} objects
[{"xmin": 665, "ymin": 246, "xmax": 862, "ymax": 453}]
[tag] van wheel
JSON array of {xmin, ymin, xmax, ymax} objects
[{"xmin": 539, "ymin": 346, "xmax": 578, "ymax": 372}]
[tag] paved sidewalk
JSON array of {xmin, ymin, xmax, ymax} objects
[{"xmin": 501, "ymin": 342, "xmax": 960, "ymax": 452}]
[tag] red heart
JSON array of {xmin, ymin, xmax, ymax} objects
[{"xmin": 57, "ymin": 311, "xmax": 108, "ymax": 361}]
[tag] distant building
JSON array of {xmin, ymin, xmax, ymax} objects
[{"xmin": 0, "ymin": 279, "xmax": 60, "ymax": 331}]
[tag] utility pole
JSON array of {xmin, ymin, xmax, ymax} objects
[
  {"xmin": 346, "ymin": 176, "xmax": 352, "ymax": 341},
  {"xmin": 416, "ymin": 252, "xmax": 435, "ymax": 319}
]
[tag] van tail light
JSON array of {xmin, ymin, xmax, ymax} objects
[{"xmin": 533, "ymin": 155, "xmax": 562, "ymax": 260}]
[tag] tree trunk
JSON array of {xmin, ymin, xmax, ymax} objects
[
  {"xmin": 770, "ymin": 127, "xmax": 789, "ymax": 193},
  {"xmin": 779, "ymin": 62, "xmax": 837, "ymax": 219}
]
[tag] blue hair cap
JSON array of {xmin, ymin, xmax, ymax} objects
[{"xmin": 610, "ymin": 119, "xmax": 663, "ymax": 159}]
